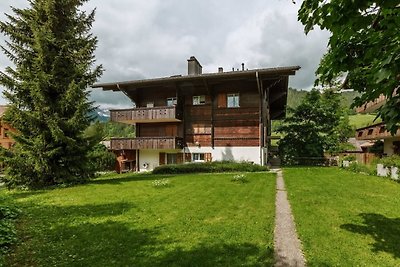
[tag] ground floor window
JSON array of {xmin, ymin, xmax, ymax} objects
[
  {"xmin": 167, "ymin": 153, "xmax": 177, "ymax": 164},
  {"xmin": 192, "ymin": 153, "xmax": 205, "ymax": 162}
]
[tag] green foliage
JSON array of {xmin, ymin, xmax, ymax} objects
[
  {"xmin": 278, "ymin": 89, "xmax": 351, "ymax": 164},
  {"xmin": 0, "ymin": 196, "xmax": 20, "ymax": 265},
  {"xmin": 85, "ymin": 121, "xmax": 135, "ymax": 140},
  {"xmin": 152, "ymin": 161, "xmax": 268, "ymax": 174},
  {"xmin": 87, "ymin": 144, "xmax": 115, "ymax": 172},
  {"xmin": 298, "ymin": 0, "xmax": 400, "ymax": 134},
  {"xmin": 346, "ymin": 162, "xmax": 375, "ymax": 175},
  {"xmin": 0, "ymin": 0, "xmax": 103, "ymax": 188},
  {"xmin": 379, "ymin": 155, "xmax": 400, "ymax": 168},
  {"xmin": 342, "ymin": 155, "xmax": 356, "ymax": 161}
]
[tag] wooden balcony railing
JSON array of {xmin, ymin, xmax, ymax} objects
[
  {"xmin": 356, "ymin": 122, "xmax": 400, "ymax": 140},
  {"xmin": 110, "ymin": 137, "xmax": 184, "ymax": 150},
  {"xmin": 110, "ymin": 106, "xmax": 182, "ymax": 124}
]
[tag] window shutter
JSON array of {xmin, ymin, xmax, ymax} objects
[
  {"xmin": 217, "ymin": 93, "xmax": 226, "ymax": 108},
  {"xmin": 159, "ymin": 152, "xmax": 166, "ymax": 165},
  {"xmin": 205, "ymin": 153, "xmax": 212, "ymax": 162},
  {"xmin": 177, "ymin": 153, "xmax": 184, "ymax": 164},
  {"xmin": 185, "ymin": 153, "xmax": 192, "ymax": 162}
]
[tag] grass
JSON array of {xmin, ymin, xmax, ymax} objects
[
  {"xmin": 1, "ymin": 171, "xmax": 275, "ymax": 267},
  {"xmin": 284, "ymin": 167, "xmax": 400, "ymax": 266},
  {"xmin": 349, "ymin": 113, "xmax": 381, "ymax": 128}
]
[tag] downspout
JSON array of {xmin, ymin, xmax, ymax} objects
[{"xmin": 256, "ymin": 72, "xmax": 263, "ymax": 165}]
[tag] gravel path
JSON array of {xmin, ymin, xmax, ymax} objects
[{"xmin": 274, "ymin": 169, "xmax": 306, "ymax": 267}]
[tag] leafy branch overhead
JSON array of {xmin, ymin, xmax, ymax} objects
[{"xmin": 298, "ymin": 0, "xmax": 400, "ymax": 134}]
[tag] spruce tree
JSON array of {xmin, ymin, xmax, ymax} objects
[{"xmin": 0, "ymin": 0, "xmax": 103, "ymax": 188}]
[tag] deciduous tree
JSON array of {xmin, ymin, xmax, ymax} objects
[{"xmin": 298, "ymin": 0, "xmax": 400, "ymax": 133}]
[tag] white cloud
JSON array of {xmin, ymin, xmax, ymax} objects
[{"xmin": 0, "ymin": 0, "xmax": 330, "ymax": 107}]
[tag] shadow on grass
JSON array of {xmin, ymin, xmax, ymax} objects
[
  {"xmin": 10, "ymin": 200, "xmax": 273, "ymax": 266},
  {"xmin": 341, "ymin": 213, "xmax": 400, "ymax": 259}
]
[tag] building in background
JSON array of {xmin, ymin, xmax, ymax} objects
[
  {"xmin": 93, "ymin": 57, "xmax": 299, "ymax": 172},
  {"xmin": 0, "ymin": 106, "xmax": 15, "ymax": 149},
  {"xmin": 356, "ymin": 95, "xmax": 400, "ymax": 156}
]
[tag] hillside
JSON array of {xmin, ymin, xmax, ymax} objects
[{"xmin": 287, "ymin": 88, "xmax": 360, "ymax": 112}]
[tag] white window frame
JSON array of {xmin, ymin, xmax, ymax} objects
[
  {"xmin": 167, "ymin": 97, "xmax": 177, "ymax": 107},
  {"xmin": 227, "ymin": 93, "xmax": 240, "ymax": 108},
  {"xmin": 193, "ymin": 95, "xmax": 206, "ymax": 105},
  {"xmin": 146, "ymin": 102, "xmax": 154, "ymax": 108},
  {"xmin": 192, "ymin": 153, "xmax": 205, "ymax": 162}
]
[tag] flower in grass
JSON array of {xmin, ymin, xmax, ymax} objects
[
  {"xmin": 152, "ymin": 178, "xmax": 171, "ymax": 187},
  {"xmin": 231, "ymin": 174, "xmax": 248, "ymax": 183}
]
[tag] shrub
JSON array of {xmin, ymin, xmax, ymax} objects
[
  {"xmin": 378, "ymin": 155, "xmax": 400, "ymax": 168},
  {"xmin": 152, "ymin": 161, "xmax": 268, "ymax": 174},
  {"xmin": 342, "ymin": 155, "xmax": 356, "ymax": 161},
  {"xmin": 0, "ymin": 196, "xmax": 20, "ymax": 265},
  {"xmin": 347, "ymin": 162, "xmax": 376, "ymax": 175},
  {"xmin": 88, "ymin": 144, "xmax": 116, "ymax": 172}
]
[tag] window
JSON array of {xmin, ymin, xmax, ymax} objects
[
  {"xmin": 167, "ymin": 97, "xmax": 177, "ymax": 107},
  {"xmin": 146, "ymin": 102, "xmax": 154, "ymax": 108},
  {"xmin": 193, "ymin": 95, "xmax": 206, "ymax": 105},
  {"xmin": 192, "ymin": 153, "xmax": 205, "ymax": 162},
  {"xmin": 4, "ymin": 129, "xmax": 8, "ymax": 138},
  {"xmin": 227, "ymin": 93, "xmax": 239, "ymax": 108},
  {"xmin": 167, "ymin": 153, "xmax": 177, "ymax": 164}
]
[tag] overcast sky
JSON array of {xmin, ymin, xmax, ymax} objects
[{"xmin": 0, "ymin": 0, "xmax": 330, "ymax": 109}]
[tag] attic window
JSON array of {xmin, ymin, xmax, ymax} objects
[
  {"xmin": 379, "ymin": 126, "xmax": 386, "ymax": 133},
  {"xmin": 367, "ymin": 129, "xmax": 373, "ymax": 135},
  {"xmin": 193, "ymin": 95, "xmax": 205, "ymax": 105},
  {"xmin": 358, "ymin": 131, "xmax": 363, "ymax": 137},
  {"xmin": 227, "ymin": 93, "xmax": 240, "ymax": 108}
]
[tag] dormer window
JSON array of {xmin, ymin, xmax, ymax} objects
[
  {"xmin": 193, "ymin": 95, "xmax": 205, "ymax": 105},
  {"xmin": 167, "ymin": 97, "xmax": 177, "ymax": 107}
]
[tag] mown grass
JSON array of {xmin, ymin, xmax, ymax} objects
[
  {"xmin": 1, "ymin": 171, "xmax": 275, "ymax": 267},
  {"xmin": 349, "ymin": 113, "xmax": 381, "ymax": 128},
  {"xmin": 284, "ymin": 167, "xmax": 400, "ymax": 266}
]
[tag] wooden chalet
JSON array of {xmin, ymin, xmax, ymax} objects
[
  {"xmin": 0, "ymin": 106, "xmax": 15, "ymax": 149},
  {"xmin": 93, "ymin": 57, "xmax": 300, "ymax": 172},
  {"xmin": 356, "ymin": 94, "xmax": 400, "ymax": 156}
]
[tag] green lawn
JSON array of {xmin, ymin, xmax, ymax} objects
[
  {"xmin": 349, "ymin": 113, "xmax": 381, "ymax": 128},
  {"xmin": 2, "ymin": 172, "xmax": 275, "ymax": 267},
  {"xmin": 284, "ymin": 167, "xmax": 400, "ymax": 266}
]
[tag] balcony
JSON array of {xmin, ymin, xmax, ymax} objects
[
  {"xmin": 356, "ymin": 94, "xmax": 387, "ymax": 113},
  {"xmin": 110, "ymin": 106, "xmax": 182, "ymax": 124},
  {"xmin": 110, "ymin": 137, "xmax": 184, "ymax": 150},
  {"xmin": 356, "ymin": 122, "xmax": 400, "ymax": 140}
]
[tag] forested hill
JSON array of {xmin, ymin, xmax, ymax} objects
[{"xmin": 287, "ymin": 88, "xmax": 360, "ymax": 112}]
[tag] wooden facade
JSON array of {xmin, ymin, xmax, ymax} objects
[
  {"xmin": 356, "ymin": 122, "xmax": 400, "ymax": 140},
  {"xmin": 93, "ymin": 57, "xmax": 299, "ymax": 170},
  {"xmin": 0, "ymin": 106, "xmax": 15, "ymax": 149}
]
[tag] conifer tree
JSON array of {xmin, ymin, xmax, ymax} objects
[{"xmin": 0, "ymin": 0, "xmax": 103, "ymax": 188}]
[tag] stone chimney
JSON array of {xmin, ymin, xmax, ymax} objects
[{"xmin": 187, "ymin": 56, "xmax": 202, "ymax": 75}]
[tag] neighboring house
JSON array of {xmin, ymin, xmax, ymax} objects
[
  {"xmin": 93, "ymin": 57, "xmax": 300, "ymax": 172},
  {"xmin": 356, "ymin": 96, "xmax": 400, "ymax": 156},
  {"xmin": 0, "ymin": 105, "xmax": 15, "ymax": 149}
]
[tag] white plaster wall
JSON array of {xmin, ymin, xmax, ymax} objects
[
  {"xmin": 384, "ymin": 137, "xmax": 400, "ymax": 156},
  {"xmin": 139, "ymin": 149, "xmax": 183, "ymax": 172},
  {"xmin": 185, "ymin": 146, "xmax": 262, "ymax": 165}
]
